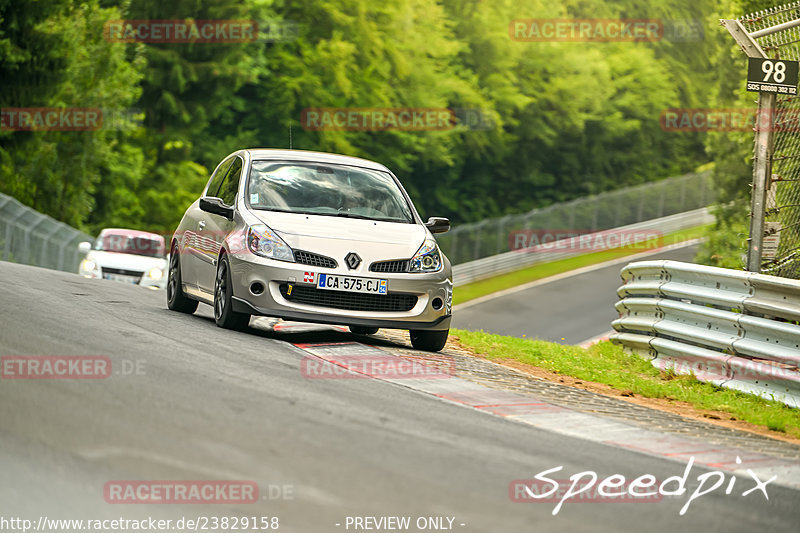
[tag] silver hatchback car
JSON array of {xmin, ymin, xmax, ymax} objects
[{"xmin": 167, "ymin": 149, "xmax": 453, "ymax": 351}]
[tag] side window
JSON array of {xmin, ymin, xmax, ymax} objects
[
  {"xmin": 217, "ymin": 157, "xmax": 243, "ymax": 206},
  {"xmin": 205, "ymin": 157, "xmax": 234, "ymax": 198}
]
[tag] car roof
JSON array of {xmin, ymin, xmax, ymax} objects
[{"xmin": 243, "ymin": 149, "xmax": 391, "ymax": 172}]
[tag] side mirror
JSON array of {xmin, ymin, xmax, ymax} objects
[
  {"xmin": 78, "ymin": 241, "xmax": 91, "ymax": 254},
  {"xmin": 425, "ymin": 217, "xmax": 450, "ymax": 234},
  {"xmin": 199, "ymin": 197, "xmax": 234, "ymax": 220}
]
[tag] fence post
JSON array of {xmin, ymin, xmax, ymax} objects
[
  {"xmin": 39, "ymin": 222, "xmax": 64, "ymax": 268},
  {"xmin": 3, "ymin": 221, "xmax": 11, "ymax": 261},
  {"xmin": 722, "ymin": 18, "xmax": 775, "ymax": 272}
]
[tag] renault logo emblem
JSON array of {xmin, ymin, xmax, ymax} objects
[{"xmin": 345, "ymin": 252, "xmax": 361, "ymax": 270}]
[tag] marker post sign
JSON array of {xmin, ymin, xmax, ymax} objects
[{"xmin": 746, "ymin": 58, "xmax": 799, "ymax": 95}]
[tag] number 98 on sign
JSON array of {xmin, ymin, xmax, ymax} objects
[{"xmin": 747, "ymin": 58, "xmax": 799, "ymax": 95}]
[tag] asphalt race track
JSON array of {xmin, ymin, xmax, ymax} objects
[
  {"xmin": 1, "ymin": 260, "xmax": 798, "ymax": 532},
  {"xmin": 452, "ymin": 244, "xmax": 700, "ymax": 344}
]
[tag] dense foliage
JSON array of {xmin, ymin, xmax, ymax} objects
[{"xmin": 0, "ymin": 0, "xmax": 776, "ymax": 238}]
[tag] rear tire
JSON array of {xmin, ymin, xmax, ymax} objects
[
  {"xmin": 409, "ymin": 329, "xmax": 449, "ymax": 352},
  {"xmin": 214, "ymin": 254, "xmax": 250, "ymax": 330},
  {"xmin": 350, "ymin": 326, "xmax": 379, "ymax": 335},
  {"xmin": 167, "ymin": 245, "xmax": 198, "ymax": 314}
]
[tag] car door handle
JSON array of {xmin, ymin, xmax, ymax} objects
[{"xmin": 198, "ymin": 220, "xmax": 206, "ymax": 230}]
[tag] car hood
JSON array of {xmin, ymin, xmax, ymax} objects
[
  {"xmin": 250, "ymin": 211, "xmax": 428, "ymax": 264},
  {"xmin": 86, "ymin": 250, "xmax": 167, "ymax": 272}
]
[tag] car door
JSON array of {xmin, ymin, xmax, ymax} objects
[
  {"xmin": 181, "ymin": 156, "xmax": 235, "ymax": 290},
  {"xmin": 196, "ymin": 155, "xmax": 243, "ymax": 294}
]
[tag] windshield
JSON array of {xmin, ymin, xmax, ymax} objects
[
  {"xmin": 247, "ymin": 161, "xmax": 414, "ymax": 223},
  {"xmin": 93, "ymin": 233, "xmax": 166, "ymax": 258}
]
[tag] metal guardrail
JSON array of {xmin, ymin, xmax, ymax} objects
[
  {"xmin": 438, "ymin": 171, "xmax": 715, "ymax": 265},
  {"xmin": 611, "ymin": 260, "xmax": 800, "ymax": 407},
  {"xmin": 0, "ymin": 192, "xmax": 93, "ymax": 273},
  {"xmin": 452, "ymin": 207, "xmax": 713, "ymax": 286}
]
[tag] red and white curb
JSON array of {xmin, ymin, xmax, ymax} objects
[{"xmin": 293, "ymin": 339, "xmax": 800, "ymax": 490}]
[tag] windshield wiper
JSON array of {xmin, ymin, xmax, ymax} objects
[{"xmin": 333, "ymin": 212, "xmax": 372, "ymax": 220}]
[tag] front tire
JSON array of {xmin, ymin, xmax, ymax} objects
[
  {"xmin": 167, "ymin": 245, "xmax": 198, "ymax": 314},
  {"xmin": 214, "ymin": 254, "xmax": 250, "ymax": 330},
  {"xmin": 409, "ymin": 329, "xmax": 449, "ymax": 352}
]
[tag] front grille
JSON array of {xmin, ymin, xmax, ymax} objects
[
  {"xmin": 370, "ymin": 259, "xmax": 409, "ymax": 273},
  {"xmin": 294, "ymin": 250, "xmax": 337, "ymax": 269},
  {"xmin": 101, "ymin": 267, "xmax": 143, "ymax": 278},
  {"xmin": 280, "ymin": 284, "xmax": 417, "ymax": 312}
]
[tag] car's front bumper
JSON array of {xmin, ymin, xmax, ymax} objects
[
  {"xmin": 227, "ymin": 252, "xmax": 452, "ymax": 331},
  {"xmin": 78, "ymin": 269, "xmax": 167, "ymax": 290}
]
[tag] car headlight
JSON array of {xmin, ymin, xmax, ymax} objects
[
  {"xmin": 147, "ymin": 267, "xmax": 164, "ymax": 280},
  {"xmin": 247, "ymin": 224, "xmax": 295, "ymax": 262},
  {"xmin": 81, "ymin": 259, "xmax": 97, "ymax": 272},
  {"xmin": 409, "ymin": 238, "xmax": 442, "ymax": 273}
]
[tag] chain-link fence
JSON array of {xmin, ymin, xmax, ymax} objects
[
  {"xmin": 1, "ymin": 171, "xmax": 713, "ymax": 274},
  {"xmin": 437, "ymin": 171, "xmax": 714, "ymax": 265},
  {"xmin": 737, "ymin": 3, "xmax": 800, "ymax": 278},
  {"xmin": 0, "ymin": 192, "xmax": 94, "ymax": 273}
]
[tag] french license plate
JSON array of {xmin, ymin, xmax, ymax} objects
[
  {"xmin": 317, "ymin": 274, "xmax": 387, "ymax": 295},
  {"xmin": 103, "ymin": 273, "xmax": 139, "ymax": 284}
]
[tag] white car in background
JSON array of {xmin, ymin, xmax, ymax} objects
[{"xmin": 78, "ymin": 228, "xmax": 168, "ymax": 289}]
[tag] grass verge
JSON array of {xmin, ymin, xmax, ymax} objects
[
  {"xmin": 452, "ymin": 329, "xmax": 800, "ymax": 440},
  {"xmin": 453, "ymin": 224, "xmax": 711, "ymax": 306}
]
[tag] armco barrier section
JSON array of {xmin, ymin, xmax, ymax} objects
[
  {"xmin": 0, "ymin": 192, "xmax": 94, "ymax": 273},
  {"xmin": 437, "ymin": 171, "xmax": 715, "ymax": 265},
  {"xmin": 611, "ymin": 260, "xmax": 800, "ymax": 407},
  {"xmin": 452, "ymin": 208, "xmax": 713, "ymax": 286}
]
